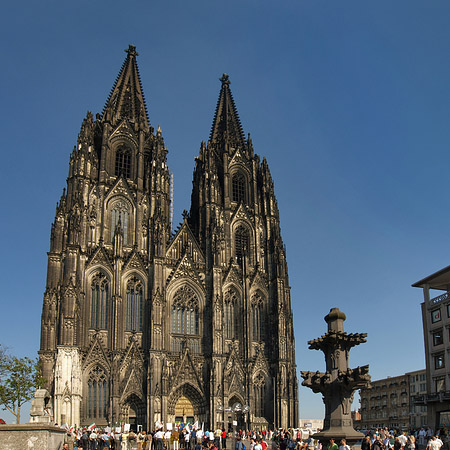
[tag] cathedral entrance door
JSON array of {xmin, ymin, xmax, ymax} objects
[
  {"xmin": 129, "ymin": 405, "xmax": 137, "ymax": 431},
  {"xmin": 122, "ymin": 394, "xmax": 146, "ymax": 431},
  {"xmin": 175, "ymin": 395, "xmax": 195, "ymax": 425}
]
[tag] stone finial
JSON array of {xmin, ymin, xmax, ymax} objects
[{"xmin": 325, "ymin": 307, "xmax": 346, "ymax": 332}]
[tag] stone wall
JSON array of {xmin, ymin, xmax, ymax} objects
[{"xmin": 0, "ymin": 424, "xmax": 66, "ymax": 450}]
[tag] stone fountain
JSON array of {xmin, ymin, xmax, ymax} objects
[{"xmin": 301, "ymin": 308, "xmax": 371, "ymax": 444}]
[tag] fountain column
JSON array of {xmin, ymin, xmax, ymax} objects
[{"xmin": 301, "ymin": 308, "xmax": 371, "ymax": 444}]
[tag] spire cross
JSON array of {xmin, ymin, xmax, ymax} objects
[
  {"xmin": 219, "ymin": 73, "xmax": 230, "ymax": 86},
  {"xmin": 125, "ymin": 45, "xmax": 138, "ymax": 57}
]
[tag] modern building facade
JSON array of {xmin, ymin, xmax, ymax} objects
[
  {"xmin": 408, "ymin": 370, "xmax": 427, "ymax": 428},
  {"xmin": 413, "ymin": 268, "xmax": 450, "ymax": 429},
  {"xmin": 360, "ymin": 370, "xmax": 427, "ymax": 430},
  {"xmin": 38, "ymin": 46, "xmax": 298, "ymax": 430},
  {"xmin": 360, "ymin": 374, "xmax": 411, "ymax": 430}
]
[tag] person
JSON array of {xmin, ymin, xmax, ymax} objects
[
  {"xmin": 398, "ymin": 434, "xmax": 407, "ymax": 449},
  {"xmin": 255, "ymin": 439, "xmax": 263, "ymax": 450},
  {"xmin": 327, "ymin": 440, "xmax": 338, "ymax": 450},
  {"xmin": 214, "ymin": 429, "xmax": 222, "ymax": 450},
  {"xmin": 90, "ymin": 430, "xmax": 99, "ymax": 450},
  {"xmin": 122, "ymin": 430, "xmax": 130, "ymax": 450},
  {"xmin": 408, "ymin": 435, "xmax": 415, "ymax": 450},
  {"xmin": 222, "ymin": 430, "xmax": 227, "ymax": 450},
  {"xmin": 372, "ymin": 436, "xmax": 384, "ymax": 450},
  {"xmin": 339, "ymin": 440, "xmax": 350, "ymax": 450},
  {"xmin": 155, "ymin": 429, "xmax": 165, "ymax": 450},
  {"xmin": 172, "ymin": 428, "xmax": 180, "ymax": 450},
  {"xmin": 165, "ymin": 430, "xmax": 172, "ymax": 450},
  {"xmin": 235, "ymin": 437, "xmax": 245, "ymax": 450},
  {"xmin": 63, "ymin": 445, "xmax": 70, "ymax": 450}
]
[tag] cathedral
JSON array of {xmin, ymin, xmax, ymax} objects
[{"xmin": 39, "ymin": 45, "xmax": 298, "ymax": 431}]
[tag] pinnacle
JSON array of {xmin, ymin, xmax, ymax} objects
[
  {"xmin": 209, "ymin": 73, "xmax": 245, "ymax": 151},
  {"xmin": 102, "ymin": 45, "xmax": 150, "ymax": 130}
]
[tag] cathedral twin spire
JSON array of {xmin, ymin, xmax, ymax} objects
[
  {"xmin": 102, "ymin": 45, "xmax": 150, "ymax": 131},
  {"xmin": 102, "ymin": 46, "xmax": 246, "ymax": 154},
  {"xmin": 209, "ymin": 73, "xmax": 246, "ymax": 152}
]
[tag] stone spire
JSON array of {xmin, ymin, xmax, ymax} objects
[
  {"xmin": 102, "ymin": 45, "xmax": 150, "ymax": 130},
  {"xmin": 209, "ymin": 73, "xmax": 246, "ymax": 152}
]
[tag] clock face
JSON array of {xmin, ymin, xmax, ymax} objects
[{"xmin": 432, "ymin": 309, "xmax": 441, "ymax": 323}]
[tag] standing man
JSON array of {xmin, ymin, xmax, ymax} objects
[{"xmin": 327, "ymin": 439, "xmax": 338, "ymax": 450}]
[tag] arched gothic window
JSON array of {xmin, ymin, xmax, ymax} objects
[
  {"xmin": 224, "ymin": 289, "xmax": 239, "ymax": 339},
  {"xmin": 115, "ymin": 146, "xmax": 131, "ymax": 179},
  {"xmin": 90, "ymin": 273, "xmax": 109, "ymax": 329},
  {"xmin": 232, "ymin": 172, "xmax": 246, "ymax": 203},
  {"xmin": 126, "ymin": 277, "xmax": 143, "ymax": 332},
  {"xmin": 253, "ymin": 374, "xmax": 265, "ymax": 417},
  {"xmin": 252, "ymin": 294, "xmax": 264, "ymax": 341},
  {"xmin": 235, "ymin": 225, "xmax": 250, "ymax": 264},
  {"xmin": 87, "ymin": 366, "xmax": 109, "ymax": 420},
  {"xmin": 171, "ymin": 286, "xmax": 199, "ymax": 335},
  {"xmin": 111, "ymin": 200, "xmax": 129, "ymax": 245}
]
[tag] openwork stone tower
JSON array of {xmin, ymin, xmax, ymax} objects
[{"xmin": 39, "ymin": 46, "xmax": 298, "ymax": 430}]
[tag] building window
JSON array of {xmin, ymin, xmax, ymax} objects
[
  {"xmin": 90, "ymin": 273, "xmax": 109, "ymax": 329},
  {"xmin": 435, "ymin": 354, "xmax": 445, "ymax": 369},
  {"xmin": 435, "ymin": 377, "xmax": 445, "ymax": 392},
  {"xmin": 411, "ymin": 385, "xmax": 416, "ymax": 393},
  {"xmin": 253, "ymin": 374, "xmax": 265, "ymax": 417},
  {"xmin": 251, "ymin": 294, "xmax": 264, "ymax": 341},
  {"xmin": 235, "ymin": 225, "xmax": 249, "ymax": 264},
  {"xmin": 172, "ymin": 286, "xmax": 199, "ymax": 335},
  {"xmin": 232, "ymin": 172, "xmax": 246, "ymax": 203},
  {"xmin": 447, "ymin": 303, "xmax": 450, "ymax": 318},
  {"xmin": 126, "ymin": 277, "xmax": 143, "ymax": 331},
  {"xmin": 433, "ymin": 330, "xmax": 443, "ymax": 346},
  {"xmin": 420, "ymin": 383, "xmax": 426, "ymax": 391},
  {"xmin": 224, "ymin": 290, "xmax": 238, "ymax": 339},
  {"xmin": 87, "ymin": 366, "xmax": 109, "ymax": 420},
  {"xmin": 111, "ymin": 200, "xmax": 129, "ymax": 245},
  {"xmin": 115, "ymin": 146, "xmax": 131, "ymax": 178},
  {"xmin": 431, "ymin": 309, "xmax": 441, "ymax": 323}
]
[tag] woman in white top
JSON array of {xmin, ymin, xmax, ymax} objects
[{"xmin": 339, "ymin": 439, "xmax": 350, "ymax": 450}]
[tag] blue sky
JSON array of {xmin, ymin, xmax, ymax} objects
[{"xmin": 2, "ymin": 0, "xmax": 450, "ymax": 423}]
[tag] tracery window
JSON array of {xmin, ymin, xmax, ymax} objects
[
  {"xmin": 235, "ymin": 225, "xmax": 249, "ymax": 264},
  {"xmin": 224, "ymin": 289, "xmax": 238, "ymax": 339},
  {"xmin": 115, "ymin": 145, "xmax": 131, "ymax": 179},
  {"xmin": 126, "ymin": 277, "xmax": 143, "ymax": 332},
  {"xmin": 111, "ymin": 200, "xmax": 129, "ymax": 245},
  {"xmin": 87, "ymin": 366, "xmax": 109, "ymax": 420},
  {"xmin": 232, "ymin": 172, "xmax": 246, "ymax": 203},
  {"xmin": 171, "ymin": 286, "xmax": 199, "ymax": 335},
  {"xmin": 252, "ymin": 294, "xmax": 264, "ymax": 341},
  {"xmin": 90, "ymin": 273, "xmax": 109, "ymax": 329},
  {"xmin": 253, "ymin": 374, "xmax": 265, "ymax": 417}
]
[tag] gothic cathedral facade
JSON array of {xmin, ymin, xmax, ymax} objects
[{"xmin": 39, "ymin": 46, "xmax": 298, "ymax": 430}]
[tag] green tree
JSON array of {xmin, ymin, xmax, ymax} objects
[{"xmin": 0, "ymin": 349, "xmax": 45, "ymax": 424}]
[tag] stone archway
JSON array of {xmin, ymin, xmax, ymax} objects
[
  {"xmin": 168, "ymin": 383, "xmax": 206, "ymax": 425},
  {"xmin": 228, "ymin": 395, "xmax": 246, "ymax": 432},
  {"xmin": 121, "ymin": 393, "xmax": 146, "ymax": 431}
]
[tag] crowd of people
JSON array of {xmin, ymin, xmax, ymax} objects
[
  {"xmin": 63, "ymin": 424, "xmax": 450, "ymax": 450},
  {"xmin": 67, "ymin": 425, "xmax": 275, "ymax": 450},
  {"xmin": 358, "ymin": 428, "xmax": 449, "ymax": 450}
]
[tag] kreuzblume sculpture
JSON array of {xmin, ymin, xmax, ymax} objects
[{"xmin": 301, "ymin": 308, "xmax": 371, "ymax": 444}]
